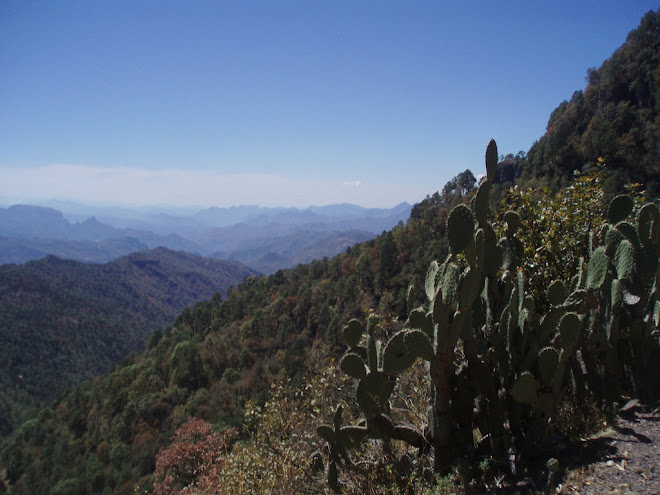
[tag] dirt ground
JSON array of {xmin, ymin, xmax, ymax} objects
[{"xmin": 556, "ymin": 405, "xmax": 660, "ymax": 494}]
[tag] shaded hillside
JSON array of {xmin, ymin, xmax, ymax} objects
[
  {"xmin": 211, "ymin": 229, "xmax": 376, "ymax": 274},
  {"xmin": 0, "ymin": 248, "xmax": 257, "ymax": 437},
  {"xmin": 0, "ymin": 235, "xmax": 149, "ymax": 265},
  {"xmin": 522, "ymin": 9, "xmax": 660, "ymax": 194}
]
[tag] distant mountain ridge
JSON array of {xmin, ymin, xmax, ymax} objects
[
  {"xmin": 0, "ymin": 247, "xmax": 258, "ymax": 437},
  {"xmin": 0, "ymin": 202, "xmax": 412, "ymax": 271}
]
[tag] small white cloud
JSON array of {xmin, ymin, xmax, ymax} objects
[{"xmin": 343, "ymin": 180, "xmax": 361, "ymax": 187}]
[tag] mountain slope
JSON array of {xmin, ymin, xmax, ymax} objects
[
  {"xmin": 523, "ymin": 9, "xmax": 660, "ymax": 194},
  {"xmin": 0, "ymin": 248, "xmax": 257, "ymax": 437},
  {"xmin": 211, "ymin": 229, "xmax": 376, "ymax": 274}
]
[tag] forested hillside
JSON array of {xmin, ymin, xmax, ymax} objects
[
  {"xmin": 0, "ymin": 248, "xmax": 257, "ymax": 438},
  {"xmin": 0, "ymin": 9, "xmax": 659, "ymax": 495},
  {"xmin": 521, "ymin": 10, "xmax": 660, "ymax": 194}
]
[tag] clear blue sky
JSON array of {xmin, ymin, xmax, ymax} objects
[{"xmin": 1, "ymin": 1, "xmax": 657, "ymax": 208}]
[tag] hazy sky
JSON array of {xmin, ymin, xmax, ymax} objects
[{"xmin": 1, "ymin": 1, "xmax": 657, "ymax": 208}]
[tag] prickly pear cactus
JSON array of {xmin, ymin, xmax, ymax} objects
[{"xmin": 316, "ymin": 141, "xmax": 660, "ymax": 491}]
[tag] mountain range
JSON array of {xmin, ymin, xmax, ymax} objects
[{"xmin": 0, "ymin": 202, "xmax": 411, "ymax": 273}]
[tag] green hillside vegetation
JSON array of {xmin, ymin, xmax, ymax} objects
[
  {"xmin": 0, "ymin": 9, "xmax": 659, "ymax": 495},
  {"xmin": 522, "ymin": 10, "xmax": 660, "ymax": 195},
  {"xmin": 0, "ymin": 248, "xmax": 257, "ymax": 438}
]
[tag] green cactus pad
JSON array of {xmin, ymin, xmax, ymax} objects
[
  {"xmin": 476, "ymin": 225, "xmax": 500, "ymax": 276},
  {"xmin": 382, "ymin": 331, "xmax": 417, "ymax": 374},
  {"xmin": 447, "ymin": 204, "xmax": 476, "ymax": 254},
  {"xmin": 356, "ymin": 372, "xmax": 391, "ymax": 417},
  {"xmin": 614, "ymin": 239, "xmax": 634, "ymax": 282},
  {"xmin": 463, "ymin": 236, "xmax": 478, "ymax": 268},
  {"xmin": 442, "ymin": 263, "xmax": 460, "ymax": 304},
  {"xmin": 562, "ymin": 289, "xmax": 587, "ymax": 313},
  {"xmin": 586, "ymin": 247, "xmax": 609, "ymax": 290},
  {"xmin": 611, "ymin": 279, "xmax": 623, "ymax": 312},
  {"xmin": 459, "ymin": 268, "xmax": 482, "ymax": 311},
  {"xmin": 512, "ymin": 371, "xmax": 537, "ymax": 405},
  {"xmin": 340, "ymin": 353, "xmax": 368, "ymax": 379},
  {"xmin": 504, "ymin": 210, "xmax": 521, "ymax": 236},
  {"xmin": 433, "ymin": 298, "xmax": 451, "ymax": 330},
  {"xmin": 344, "ymin": 319, "xmax": 364, "ymax": 348},
  {"xmin": 338, "ymin": 425, "xmax": 368, "ymax": 449},
  {"xmin": 425, "ymin": 261, "xmax": 440, "ymax": 302},
  {"xmin": 393, "ymin": 425, "xmax": 425, "ymax": 447},
  {"xmin": 473, "ymin": 180, "xmax": 491, "ymax": 227},
  {"xmin": 547, "ymin": 280, "xmax": 568, "ymax": 306},
  {"xmin": 559, "ymin": 312, "xmax": 581, "ymax": 351},
  {"xmin": 538, "ymin": 308, "xmax": 566, "ymax": 345},
  {"xmin": 615, "ymin": 221, "xmax": 641, "ymax": 250},
  {"xmin": 406, "ymin": 284, "xmax": 415, "ymax": 315},
  {"xmin": 485, "ymin": 139, "xmax": 498, "ymax": 181},
  {"xmin": 607, "ymin": 195, "xmax": 634, "ymax": 224},
  {"xmin": 638, "ymin": 203, "xmax": 660, "ymax": 246},
  {"xmin": 366, "ymin": 314, "xmax": 379, "ymax": 335},
  {"xmin": 317, "ymin": 424, "xmax": 335, "ymax": 444},
  {"xmin": 500, "ymin": 237, "xmax": 524, "ymax": 271},
  {"xmin": 405, "ymin": 330, "xmax": 434, "ymax": 361},
  {"xmin": 409, "ymin": 307, "xmax": 433, "ymax": 336},
  {"xmin": 538, "ymin": 347, "xmax": 560, "ymax": 387},
  {"xmin": 367, "ymin": 332, "xmax": 378, "ymax": 371},
  {"xmin": 605, "ymin": 227, "xmax": 625, "ymax": 256}
]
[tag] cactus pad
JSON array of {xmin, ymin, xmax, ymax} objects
[
  {"xmin": 344, "ymin": 319, "xmax": 364, "ymax": 348},
  {"xmin": 605, "ymin": 227, "xmax": 625, "ymax": 256},
  {"xmin": 504, "ymin": 210, "xmax": 521, "ymax": 236},
  {"xmin": 614, "ymin": 239, "xmax": 634, "ymax": 282},
  {"xmin": 340, "ymin": 353, "xmax": 368, "ymax": 379},
  {"xmin": 447, "ymin": 204, "xmax": 475, "ymax": 254},
  {"xmin": 338, "ymin": 425, "xmax": 368, "ymax": 449},
  {"xmin": 382, "ymin": 331, "xmax": 417, "ymax": 374},
  {"xmin": 559, "ymin": 312, "xmax": 581, "ymax": 351},
  {"xmin": 586, "ymin": 247, "xmax": 609, "ymax": 290},
  {"xmin": 547, "ymin": 280, "xmax": 568, "ymax": 306},
  {"xmin": 393, "ymin": 425, "xmax": 425, "ymax": 447},
  {"xmin": 473, "ymin": 180, "xmax": 491, "ymax": 226},
  {"xmin": 442, "ymin": 262, "xmax": 460, "ymax": 304},
  {"xmin": 512, "ymin": 371, "xmax": 537, "ymax": 405},
  {"xmin": 459, "ymin": 268, "xmax": 481, "ymax": 311},
  {"xmin": 638, "ymin": 203, "xmax": 660, "ymax": 246},
  {"xmin": 405, "ymin": 330, "xmax": 434, "ymax": 361},
  {"xmin": 615, "ymin": 221, "xmax": 641, "ymax": 250},
  {"xmin": 425, "ymin": 261, "xmax": 439, "ymax": 302},
  {"xmin": 607, "ymin": 195, "xmax": 634, "ymax": 224},
  {"xmin": 538, "ymin": 347, "xmax": 559, "ymax": 387},
  {"xmin": 485, "ymin": 139, "xmax": 498, "ymax": 180}
]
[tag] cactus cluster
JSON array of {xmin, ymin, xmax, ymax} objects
[{"xmin": 316, "ymin": 140, "xmax": 660, "ymax": 491}]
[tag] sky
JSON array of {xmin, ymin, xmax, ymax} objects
[{"xmin": 1, "ymin": 1, "xmax": 658, "ymax": 209}]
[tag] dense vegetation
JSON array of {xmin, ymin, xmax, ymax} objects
[
  {"xmin": 0, "ymin": 248, "xmax": 257, "ymax": 438},
  {"xmin": 0, "ymin": 9, "xmax": 659, "ymax": 495},
  {"xmin": 501, "ymin": 10, "xmax": 660, "ymax": 196}
]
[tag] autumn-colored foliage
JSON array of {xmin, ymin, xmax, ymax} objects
[{"xmin": 152, "ymin": 418, "xmax": 237, "ymax": 495}]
